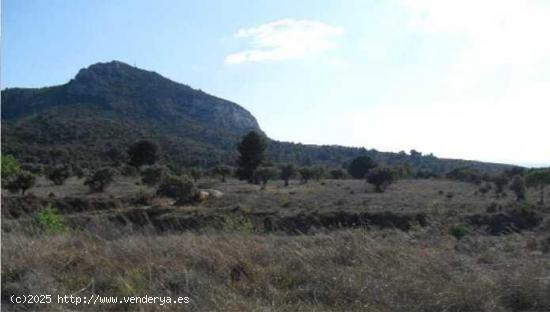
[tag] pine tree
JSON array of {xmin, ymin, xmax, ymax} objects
[{"xmin": 236, "ymin": 131, "xmax": 266, "ymax": 183}]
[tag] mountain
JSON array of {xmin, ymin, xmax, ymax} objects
[
  {"xmin": 2, "ymin": 61, "xmax": 263, "ymax": 167},
  {"xmin": 1, "ymin": 61, "xmax": 514, "ymax": 173}
]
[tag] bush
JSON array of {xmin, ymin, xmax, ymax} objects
[
  {"xmin": 526, "ymin": 169, "xmax": 550, "ymax": 205},
  {"xmin": 255, "ymin": 166, "xmax": 279, "ymax": 189},
  {"xmin": 132, "ymin": 189, "xmax": 155, "ymax": 206},
  {"xmin": 311, "ymin": 166, "xmax": 326, "ymax": 181},
  {"xmin": 1, "ymin": 154, "xmax": 20, "ymax": 187},
  {"xmin": 84, "ymin": 168, "xmax": 115, "ymax": 192},
  {"xmin": 510, "ymin": 175, "xmax": 526, "ymax": 201},
  {"xmin": 415, "ymin": 170, "xmax": 439, "ymax": 179},
  {"xmin": 140, "ymin": 165, "xmax": 168, "ymax": 186},
  {"xmin": 348, "ymin": 156, "xmax": 377, "ymax": 179},
  {"xmin": 156, "ymin": 175, "xmax": 197, "ymax": 205},
  {"xmin": 280, "ymin": 164, "xmax": 296, "ymax": 186},
  {"xmin": 446, "ymin": 167, "xmax": 483, "ymax": 184},
  {"xmin": 33, "ymin": 204, "xmax": 66, "ymax": 234},
  {"xmin": 299, "ymin": 167, "xmax": 315, "ymax": 184},
  {"xmin": 492, "ymin": 174, "xmax": 509, "ymax": 195},
  {"xmin": 71, "ymin": 165, "xmax": 86, "ymax": 179},
  {"xmin": 366, "ymin": 167, "xmax": 395, "ymax": 192},
  {"xmin": 46, "ymin": 166, "xmax": 71, "ymax": 185},
  {"xmin": 188, "ymin": 167, "xmax": 203, "ymax": 183},
  {"xmin": 330, "ymin": 169, "xmax": 346, "ymax": 179},
  {"xmin": 212, "ymin": 165, "xmax": 232, "ymax": 182},
  {"xmin": 120, "ymin": 165, "xmax": 139, "ymax": 177},
  {"xmin": 449, "ymin": 224, "xmax": 468, "ymax": 240},
  {"xmin": 20, "ymin": 163, "xmax": 43, "ymax": 175},
  {"xmin": 5, "ymin": 171, "xmax": 36, "ymax": 195}
]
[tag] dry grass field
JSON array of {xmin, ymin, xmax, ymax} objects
[{"xmin": 2, "ymin": 177, "xmax": 550, "ymax": 311}]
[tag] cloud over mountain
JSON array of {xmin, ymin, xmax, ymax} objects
[{"xmin": 225, "ymin": 19, "xmax": 343, "ymax": 64}]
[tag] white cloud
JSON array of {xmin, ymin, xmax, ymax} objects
[{"xmin": 225, "ymin": 19, "xmax": 343, "ymax": 64}]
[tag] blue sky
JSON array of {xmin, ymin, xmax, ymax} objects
[{"xmin": 2, "ymin": 0, "xmax": 550, "ymax": 166}]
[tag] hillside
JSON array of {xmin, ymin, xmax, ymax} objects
[{"xmin": 1, "ymin": 61, "xmax": 513, "ymax": 173}]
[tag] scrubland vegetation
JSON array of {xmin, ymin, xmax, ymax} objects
[{"xmin": 2, "ymin": 132, "xmax": 550, "ymax": 311}]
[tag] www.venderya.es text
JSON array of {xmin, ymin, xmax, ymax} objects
[{"xmin": 10, "ymin": 294, "xmax": 190, "ymax": 306}]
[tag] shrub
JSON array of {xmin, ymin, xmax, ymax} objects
[
  {"xmin": 415, "ymin": 170, "xmax": 439, "ymax": 179},
  {"xmin": 255, "ymin": 166, "xmax": 279, "ymax": 189},
  {"xmin": 223, "ymin": 216, "xmax": 255, "ymax": 233},
  {"xmin": 446, "ymin": 167, "xmax": 483, "ymax": 184},
  {"xmin": 104, "ymin": 146, "xmax": 125, "ymax": 166},
  {"xmin": 526, "ymin": 169, "xmax": 550, "ymax": 205},
  {"xmin": 20, "ymin": 163, "xmax": 43, "ymax": 175},
  {"xmin": 132, "ymin": 188, "xmax": 155, "ymax": 206},
  {"xmin": 311, "ymin": 166, "xmax": 326, "ymax": 181},
  {"xmin": 5, "ymin": 171, "xmax": 36, "ymax": 195},
  {"xmin": 120, "ymin": 164, "xmax": 139, "ymax": 177},
  {"xmin": 492, "ymin": 174, "xmax": 509, "ymax": 195},
  {"xmin": 510, "ymin": 175, "xmax": 526, "ymax": 201},
  {"xmin": 449, "ymin": 224, "xmax": 468, "ymax": 240},
  {"xmin": 299, "ymin": 167, "xmax": 315, "ymax": 184},
  {"xmin": 127, "ymin": 140, "xmax": 158, "ymax": 167},
  {"xmin": 1, "ymin": 154, "xmax": 20, "ymax": 187},
  {"xmin": 348, "ymin": 156, "xmax": 377, "ymax": 179},
  {"xmin": 156, "ymin": 175, "xmax": 197, "ymax": 204},
  {"xmin": 46, "ymin": 166, "xmax": 71, "ymax": 185},
  {"xmin": 84, "ymin": 168, "xmax": 115, "ymax": 192},
  {"xmin": 330, "ymin": 169, "xmax": 346, "ymax": 180},
  {"xmin": 71, "ymin": 165, "xmax": 86, "ymax": 179},
  {"xmin": 188, "ymin": 167, "xmax": 203, "ymax": 183},
  {"xmin": 280, "ymin": 164, "xmax": 296, "ymax": 186},
  {"xmin": 33, "ymin": 204, "xmax": 66, "ymax": 234},
  {"xmin": 212, "ymin": 165, "xmax": 232, "ymax": 182},
  {"xmin": 140, "ymin": 165, "xmax": 168, "ymax": 186},
  {"xmin": 366, "ymin": 167, "xmax": 395, "ymax": 192}
]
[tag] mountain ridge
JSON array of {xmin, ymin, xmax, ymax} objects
[{"xmin": 1, "ymin": 60, "xmax": 515, "ymax": 173}]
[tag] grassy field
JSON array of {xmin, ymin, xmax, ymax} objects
[{"xmin": 2, "ymin": 177, "xmax": 550, "ymax": 311}]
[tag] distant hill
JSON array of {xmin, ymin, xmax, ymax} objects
[{"xmin": 1, "ymin": 61, "xmax": 514, "ymax": 173}]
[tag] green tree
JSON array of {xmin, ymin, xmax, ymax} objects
[
  {"xmin": 492, "ymin": 174, "xmax": 509, "ymax": 195},
  {"xmin": 366, "ymin": 167, "xmax": 396, "ymax": 192},
  {"xmin": 330, "ymin": 169, "xmax": 345, "ymax": 179},
  {"xmin": 348, "ymin": 156, "xmax": 377, "ymax": 179},
  {"xmin": 1, "ymin": 154, "xmax": 20, "ymax": 187},
  {"xmin": 84, "ymin": 168, "xmax": 115, "ymax": 192},
  {"xmin": 141, "ymin": 165, "xmax": 168, "ymax": 186},
  {"xmin": 255, "ymin": 166, "xmax": 279, "ymax": 189},
  {"xmin": 280, "ymin": 164, "xmax": 296, "ymax": 186},
  {"xmin": 46, "ymin": 166, "xmax": 71, "ymax": 185},
  {"xmin": 526, "ymin": 169, "xmax": 550, "ymax": 205},
  {"xmin": 236, "ymin": 131, "xmax": 266, "ymax": 182},
  {"xmin": 48, "ymin": 148, "xmax": 65, "ymax": 166},
  {"xmin": 127, "ymin": 140, "xmax": 158, "ymax": 167},
  {"xmin": 299, "ymin": 167, "xmax": 315, "ymax": 184},
  {"xmin": 312, "ymin": 166, "xmax": 326, "ymax": 181},
  {"xmin": 156, "ymin": 175, "xmax": 197, "ymax": 205},
  {"xmin": 104, "ymin": 146, "xmax": 125, "ymax": 166},
  {"xmin": 510, "ymin": 175, "xmax": 526, "ymax": 201},
  {"xmin": 212, "ymin": 165, "xmax": 232, "ymax": 182},
  {"xmin": 188, "ymin": 167, "xmax": 203, "ymax": 183},
  {"xmin": 6, "ymin": 171, "xmax": 36, "ymax": 195}
]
